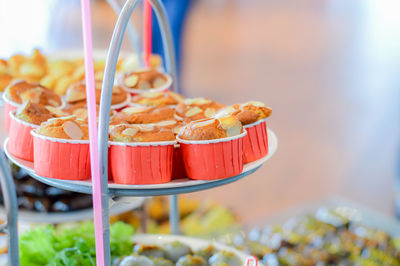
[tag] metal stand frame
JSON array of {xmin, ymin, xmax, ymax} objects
[{"xmin": 0, "ymin": 150, "xmax": 19, "ymax": 265}]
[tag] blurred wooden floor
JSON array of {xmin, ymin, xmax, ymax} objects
[{"xmin": 1, "ymin": 0, "xmax": 400, "ymax": 224}]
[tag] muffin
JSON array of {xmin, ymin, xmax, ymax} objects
[
  {"xmin": 8, "ymin": 101, "xmax": 55, "ymax": 161},
  {"xmin": 0, "ymin": 74, "xmax": 13, "ymax": 92},
  {"xmin": 65, "ymin": 80, "xmax": 129, "ymax": 109},
  {"xmin": 109, "ymin": 124, "xmax": 176, "ymax": 185},
  {"xmin": 110, "ymin": 105, "xmax": 175, "ymax": 125},
  {"xmin": 32, "ymin": 116, "xmax": 90, "ymax": 180},
  {"xmin": 119, "ymin": 69, "xmax": 172, "ymax": 95},
  {"xmin": 177, "ymin": 116, "xmax": 246, "ymax": 180},
  {"xmin": 175, "ymin": 98, "xmax": 225, "ymax": 122},
  {"xmin": 131, "ymin": 91, "xmax": 184, "ymax": 107},
  {"xmin": 215, "ymin": 101, "xmax": 271, "ymax": 163}
]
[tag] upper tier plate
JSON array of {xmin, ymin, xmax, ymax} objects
[{"xmin": 4, "ymin": 129, "xmax": 277, "ymax": 196}]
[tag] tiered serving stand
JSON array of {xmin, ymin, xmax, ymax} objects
[{"xmin": 0, "ymin": 0, "xmax": 278, "ymax": 265}]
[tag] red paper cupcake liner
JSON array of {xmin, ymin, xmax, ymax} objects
[
  {"xmin": 243, "ymin": 119, "xmax": 269, "ymax": 163},
  {"xmin": 8, "ymin": 111, "xmax": 37, "ymax": 161},
  {"xmin": 32, "ymin": 130, "xmax": 91, "ymax": 180},
  {"xmin": 109, "ymin": 140, "xmax": 175, "ymax": 185},
  {"xmin": 2, "ymin": 93, "xmax": 20, "ymax": 133},
  {"xmin": 172, "ymin": 144, "xmax": 187, "ymax": 180},
  {"xmin": 177, "ymin": 131, "xmax": 246, "ymax": 180}
]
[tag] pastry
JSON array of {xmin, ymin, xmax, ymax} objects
[
  {"xmin": 110, "ymin": 106, "xmax": 175, "ymax": 125},
  {"xmin": 175, "ymin": 98, "xmax": 225, "ymax": 122},
  {"xmin": 109, "ymin": 124, "xmax": 175, "ymax": 142},
  {"xmin": 36, "ymin": 116, "xmax": 89, "ymax": 140}
]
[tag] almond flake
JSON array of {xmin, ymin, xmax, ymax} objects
[
  {"xmin": 226, "ymin": 124, "xmax": 242, "ymax": 137},
  {"xmin": 219, "ymin": 116, "xmax": 239, "ymax": 130},
  {"xmin": 156, "ymin": 120, "xmax": 177, "ymax": 127},
  {"xmin": 63, "ymin": 121, "xmax": 83, "ymax": 140},
  {"xmin": 73, "ymin": 109, "xmax": 88, "ymax": 120},
  {"xmin": 48, "ymin": 99, "xmax": 60, "ymax": 107},
  {"xmin": 45, "ymin": 106, "xmax": 67, "ymax": 117},
  {"xmin": 142, "ymin": 92, "xmax": 163, "ymax": 98},
  {"xmin": 174, "ymin": 114, "xmax": 184, "ymax": 121},
  {"xmin": 169, "ymin": 92, "xmax": 184, "ymax": 102},
  {"xmin": 139, "ymin": 124, "xmax": 154, "ymax": 132},
  {"xmin": 122, "ymin": 106, "xmax": 148, "ymax": 115},
  {"xmin": 184, "ymin": 97, "xmax": 211, "ymax": 105},
  {"xmin": 204, "ymin": 108, "xmax": 216, "ymax": 117},
  {"xmin": 244, "ymin": 101, "xmax": 266, "ymax": 108},
  {"xmin": 124, "ymin": 75, "xmax": 139, "ymax": 88},
  {"xmin": 185, "ymin": 106, "xmax": 203, "ymax": 117},
  {"xmin": 153, "ymin": 76, "xmax": 166, "ymax": 88},
  {"xmin": 112, "ymin": 86, "xmax": 122, "ymax": 94},
  {"xmin": 192, "ymin": 119, "xmax": 215, "ymax": 128},
  {"xmin": 213, "ymin": 106, "xmax": 236, "ymax": 118},
  {"xmin": 137, "ymin": 80, "xmax": 151, "ymax": 90},
  {"xmin": 122, "ymin": 127, "xmax": 139, "ymax": 136},
  {"xmin": 66, "ymin": 89, "xmax": 86, "ymax": 102}
]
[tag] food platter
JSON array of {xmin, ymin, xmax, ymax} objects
[
  {"xmin": 0, "ymin": 197, "xmax": 144, "ymax": 223},
  {"xmin": 4, "ymin": 128, "xmax": 277, "ymax": 196},
  {"xmin": 132, "ymin": 234, "xmax": 262, "ymax": 265}
]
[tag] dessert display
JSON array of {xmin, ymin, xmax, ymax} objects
[
  {"xmin": 32, "ymin": 116, "xmax": 91, "ymax": 180},
  {"xmin": 119, "ymin": 69, "xmax": 173, "ymax": 94},
  {"xmin": 8, "ymin": 101, "xmax": 57, "ymax": 161},
  {"xmin": 109, "ymin": 124, "xmax": 176, "ymax": 185},
  {"xmin": 65, "ymin": 80, "xmax": 129, "ymax": 109},
  {"xmin": 215, "ymin": 101, "xmax": 272, "ymax": 163},
  {"xmin": 177, "ymin": 116, "xmax": 246, "ymax": 180},
  {"xmin": 131, "ymin": 91, "xmax": 184, "ymax": 107},
  {"xmin": 175, "ymin": 97, "xmax": 225, "ymax": 122}
]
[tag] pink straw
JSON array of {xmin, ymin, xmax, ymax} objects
[
  {"xmin": 143, "ymin": 0, "xmax": 152, "ymax": 67},
  {"xmin": 80, "ymin": 0, "xmax": 105, "ymax": 265}
]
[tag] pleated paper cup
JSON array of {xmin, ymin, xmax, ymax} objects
[
  {"xmin": 109, "ymin": 140, "xmax": 176, "ymax": 185},
  {"xmin": 31, "ymin": 130, "xmax": 91, "ymax": 180},
  {"xmin": 8, "ymin": 111, "xmax": 37, "ymax": 161},
  {"xmin": 2, "ymin": 93, "xmax": 20, "ymax": 133},
  {"xmin": 177, "ymin": 131, "xmax": 246, "ymax": 180},
  {"xmin": 243, "ymin": 118, "xmax": 269, "ymax": 163},
  {"xmin": 172, "ymin": 144, "xmax": 187, "ymax": 180},
  {"xmin": 117, "ymin": 72, "xmax": 172, "ymax": 96}
]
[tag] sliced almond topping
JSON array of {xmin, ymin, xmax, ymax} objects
[
  {"xmin": 112, "ymin": 86, "xmax": 122, "ymax": 94},
  {"xmin": 63, "ymin": 121, "xmax": 83, "ymax": 140},
  {"xmin": 156, "ymin": 120, "xmax": 177, "ymax": 127},
  {"xmin": 122, "ymin": 127, "xmax": 139, "ymax": 136},
  {"xmin": 184, "ymin": 97, "xmax": 211, "ymax": 105},
  {"xmin": 169, "ymin": 92, "xmax": 184, "ymax": 102},
  {"xmin": 95, "ymin": 71, "xmax": 104, "ymax": 81},
  {"xmin": 122, "ymin": 106, "xmax": 149, "ymax": 115},
  {"xmin": 72, "ymin": 109, "xmax": 88, "ymax": 120},
  {"xmin": 214, "ymin": 106, "xmax": 236, "ymax": 118},
  {"xmin": 244, "ymin": 101, "xmax": 266, "ymax": 108},
  {"xmin": 66, "ymin": 89, "xmax": 86, "ymax": 102},
  {"xmin": 139, "ymin": 124, "xmax": 154, "ymax": 132},
  {"xmin": 174, "ymin": 114, "xmax": 184, "ymax": 121},
  {"xmin": 153, "ymin": 76, "xmax": 166, "ymax": 88},
  {"xmin": 192, "ymin": 119, "xmax": 216, "ymax": 128},
  {"xmin": 137, "ymin": 80, "xmax": 151, "ymax": 90},
  {"xmin": 45, "ymin": 106, "xmax": 67, "ymax": 117},
  {"xmin": 204, "ymin": 108, "xmax": 216, "ymax": 117},
  {"xmin": 124, "ymin": 75, "xmax": 139, "ymax": 88},
  {"xmin": 226, "ymin": 124, "xmax": 242, "ymax": 137},
  {"xmin": 185, "ymin": 106, "xmax": 203, "ymax": 117},
  {"xmin": 48, "ymin": 99, "xmax": 60, "ymax": 107},
  {"xmin": 20, "ymin": 87, "xmax": 42, "ymax": 104},
  {"xmin": 173, "ymin": 126, "xmax": 183, "ymax": 135},
  {"xmin": 219, "ymin": 116, "xmax": 239, "ymax": 130},
  {"xmin": 142, "ymin": 92, "xmax": 163, "ymax": 98}
]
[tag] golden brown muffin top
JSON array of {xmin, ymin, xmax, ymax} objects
[
  {"xmin": 65, "ymin": 81, "xmax": 127, "ymax": 105},
  {"xmin": 178, "ymin": 116, "xmax": 243, "ymax": 141},
  {"xmin": 131, "ymin": 91, "xmax": 184, "ymax": 107},
  {"xmin": 110, "ymin": 106, "xmax": 175, "ymax": 125},
  {"xmin": 0, "ymin": 74, "xmax": 13, "ymax": 92},
  {"xmin": 175, "ymin": 97, "xmax": 225, "ymax": 122},
  {"xmin": 15, "ymin": 101, "xmax": 55, "ymax": 125},
  {"xmin": 215, "ymin": 101, "xmax": 272, "ymax": 125},
  {"xmin": 109, "ymin": 124, "xmax": 176, "ymax": 142},
  {"xmin": 5, "ymin": 80, "xmax": 43, "ymax": 103},
  {"xmin": 36, "ymin": 116, "xmax": 89, "ymax": 140},
  {"xmin": 122, "ymin": 69, "xmax": 169, "ymax": 90}
]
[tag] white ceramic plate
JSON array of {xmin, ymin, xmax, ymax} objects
[
  {"xmin": 132, "ymin": 234, "xmax": 263, "ymax": 265},
  {"xmin": 4, "ymin": 128, "xmax": 277, "ymax": 190}
]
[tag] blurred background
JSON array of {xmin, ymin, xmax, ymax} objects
[{"xmin": 0, "ymin": 0, "xmax": 400, "ymax": 225}]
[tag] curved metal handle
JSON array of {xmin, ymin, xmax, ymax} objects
[
  {"xmin": 0, "ymin": 151, "xmax": 19, "ymax": 266},
  {"xmin": 98, "ymin": 0, "xmax": 178, "ymax": 264},
  {"xmin": 106, "ymin": 0, "xmax": 144, "ymax": 67}
]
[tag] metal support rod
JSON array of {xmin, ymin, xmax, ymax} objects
[
  {"xmin": 169, "ymin": 195, "xmax": 180, "ymax": 234},
  {"xmin": 106, "ymin": 0, "xmax": 144, "ymax": 67},
  {"xmin": 0, "ymin": 150, "xmax": 19, "ymax": 266},
  {"xmin": 99, "ymin": 0, "xmax": 178, "ymax": 264}
]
